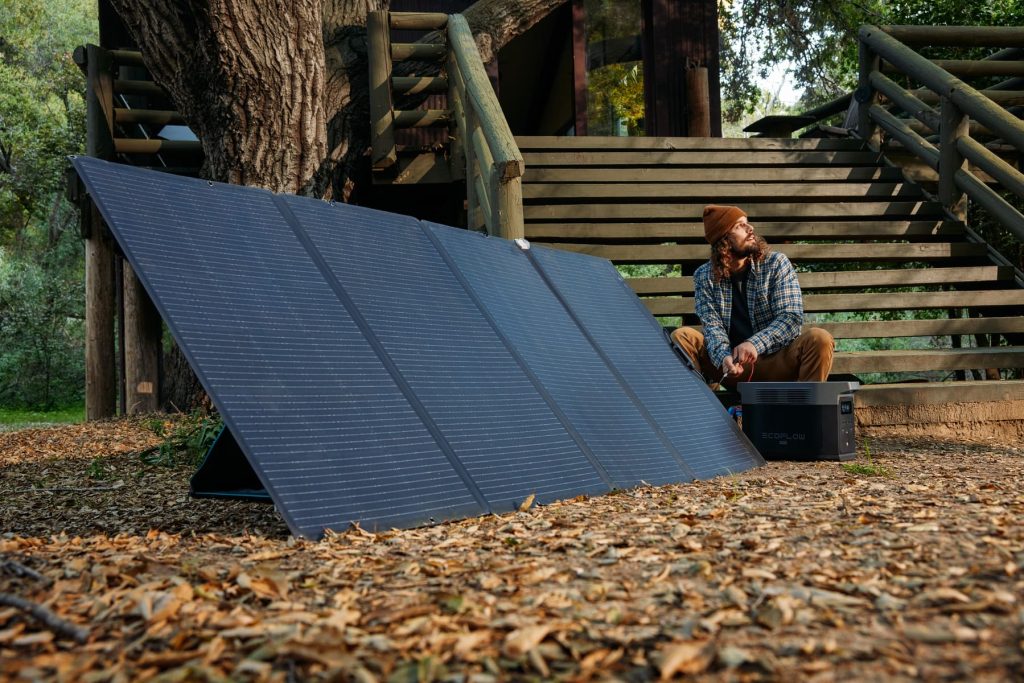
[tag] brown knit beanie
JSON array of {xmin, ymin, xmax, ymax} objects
[{"xmin": 702, "ymin": 205, "xmax": 747, "ymax": 244}]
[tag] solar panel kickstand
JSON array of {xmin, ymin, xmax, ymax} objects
[{"xmin": 190, "ymin": 427, "xmax": 271, "ymax": 501}]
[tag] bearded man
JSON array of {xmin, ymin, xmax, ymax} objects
[{"xmin": 670, "ymin": 205, "xmax": 835, "ymax": 386}]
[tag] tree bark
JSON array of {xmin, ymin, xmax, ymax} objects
[
  {"xmin": 108, "ymin": 0, "xmax": 328, "ymax": 194},
  {"xmin": 107, "ymin": 0, "xmax": 568, "ymax": 412}
]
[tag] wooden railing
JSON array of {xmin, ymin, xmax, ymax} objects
[
  {"xmin": 366, "ymin": 11, "xmax": 524, "ymax": 239},
  {"xmin": 857, "ymin": 25, "xmax": 1024, "ymax": 240}
]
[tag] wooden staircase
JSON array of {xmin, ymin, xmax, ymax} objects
[{"xmin": 516, "ymin": 134, "xmax": 1024, "ymax": 407}]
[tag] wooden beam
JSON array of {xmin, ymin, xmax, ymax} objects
[
  {"xmin": 123, "ymin": 263, "xmax": 161, "ymax": 414},
  {"xmin": 523, "ymin": 166, "xmax": 906, "ymax": 183},
  {"xmin": 391, "ymin": 76, "xmax": 448, "ymax": 96},
  {"xmin": 524, "ymin": 200, "xmax": 944, "ymax": 221},
  {"xmin": 522, "ymin": 181, "xmax": 919, "ymax": 200},
  {"xmin": 521, "ymin": 150, "xmax": 884, "ymax": 166},
  {"xmin": 515, "ymin": 135, "xmax": 866, "ymax": 151},
  {"xmin": 543, "ymin": 242, "xmax": 984, "ymax": 263},
  {"xmin": 114, "ymin": 139, "xmax": 202, "ymax": 154},
  {"xmin": 367, "ymin": 10, "xmax": 397, "ymax": 171},
  {"xmin": 817, "ymin": 317, "xmax": 1024, "ymax": 340},
  {"xmin": 391, "ymin": 43, "xmax": 447, "ymax": 62},
  {"xmin": 856, "ymin": 380, "xmax": 1024, "ymax": 407},
  {"xmin": 389, "ymin": 12, "xmax": 448, "ymax": 30},
  {"xmin": 526, "ymin": 220, "xmax": 962, "ymax": 241},
  {"xmin": 832, "ymin": 346, "xmax": 1024, "ymax": 374},
  {"xmin": 626, "ymin": 266, "xmax": 1007, "ymax": 294},
  {"xmin": 393, "ymin": 109, "xmax": 451, "ymax": 128},
  {"xmin": 880, "ymin": 25, "xmax": 1024, "ymax": 48},
  {"xmin": 684, "ymin": 67, "xmax": 711, "ymax": 136},
  {"xmin": 643, "ymin": 289, "xmax": 1024, "ymax": 315},
  {"xmin": 85, "ymin": 204, "xmax": 116, "ymax": 420},
  {"xmin": 114, "ymin": 108, "xmax": 186, "ymax": 125}
]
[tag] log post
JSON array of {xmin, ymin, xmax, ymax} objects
[
  {"xmin": 685, "ymin": 66, "xmax": 711, "ymax": 137},
  {"xmin": 939, "ymin": 97, "xmax": 969, "ymax": 222},
  {"xmin": 85, "ymin": 204, "xmax": 116, "ymax": 419},
  {"xmin": 123, "ymin": 263, "xmax": 162, "ymax": 414},
  {"xmin": 84, "ymin": 44, "xmax": 117, "ymax": 419},
  {"xmin": 857, "ymin": 42, "xmax": 881, "ymax": 149},
  {"xmin": 367, "ymin": 11, "xmax": 397, "ymax": 171}
]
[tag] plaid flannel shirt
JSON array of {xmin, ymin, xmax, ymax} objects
[{"xmin": 693, "ymin": 251, "xmax": 804, "ymax": 369}]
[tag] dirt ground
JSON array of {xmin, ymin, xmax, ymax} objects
[{"xmin": 0, "ymin": 419, "xmax": 1022, "ymax": 682}]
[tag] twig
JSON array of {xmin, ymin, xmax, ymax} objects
[
  {"xmin": 2, "ymin": 486, "xmax": 119, "ymax": 494},
  {"xmin": 0, "ymin": 593, "xmax": 89, "ymax": 643},
  {"xmin": 1, "ymin": 559, "xmax": 49, "ymax": 585}
]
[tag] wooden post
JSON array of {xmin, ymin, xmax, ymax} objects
[
  {"xmin": 84, "ymin": 44, "xmax": 117, "ymax": 420},
  {"xmin": 85, "ymin": 204, "xmax": 116, "ymax": 419},
  {"xmin": 123, "ymin": 263, "xmax": 162, "ymax": 414},
  {"xmin": 367, "ymin": 11, "xmax": 397, "ymax": 171},
  {"xmin": 497, "ymin": 177, "xmax": 524, "ymax": 240},
  {"xmin": 939, "ymin": 97, "xmax": 969, "ymax": 222},
  {"xmin": 685, "ymin": 66, "xmax": 711, "ymax": 137},
  {"xmin": 571, "ymin": 0, "xmax": 588, "ymax": 136},
  {"xmin": 857, "ymin": 42, "xmax": 881, "ymax": 149}
]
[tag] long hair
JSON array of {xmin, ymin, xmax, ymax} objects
[{"xmin": 711, "ymin": 234, "xmax": 770, "ymax": 283}]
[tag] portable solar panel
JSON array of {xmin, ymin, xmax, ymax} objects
[{"xmin": 72, "ymin": 156, "xmax": 761, "ymax": 538}]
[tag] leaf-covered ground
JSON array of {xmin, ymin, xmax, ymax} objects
[{"xmin": 1, "ymin": 419, "xmax": 1022, "ymax": 681}]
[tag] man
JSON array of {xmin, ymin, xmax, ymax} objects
[{"xmin": 671, "ymin": 205, "xmax": 834, "ymax": 386}]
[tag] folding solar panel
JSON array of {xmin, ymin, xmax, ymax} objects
[{"xmin": 72, "ymin": 156, "xmax": 761, "ymax": 539}]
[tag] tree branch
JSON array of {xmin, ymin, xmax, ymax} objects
[
  {"xmin": 0, "ymin": 138, "xmax": 13, "ymax": 174},
  {"xmin": 0, "ymin": 593, "xmax": 89, "ymax": 643}
]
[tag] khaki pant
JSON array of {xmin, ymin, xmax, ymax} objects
[{"xmin": 670, "ymin": 327, "xmax": 835, "ymax": 386}]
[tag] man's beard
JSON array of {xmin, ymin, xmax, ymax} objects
[{"xmin": 731, "ymin": 239, "xmax": 759, "ymax": 258}]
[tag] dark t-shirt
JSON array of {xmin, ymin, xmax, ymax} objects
[{"xmin": 729, "ymin": 267, "xmax": 753, "ymax": 349}]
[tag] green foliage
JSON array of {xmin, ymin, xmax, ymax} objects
[
  {"xmin": 141, "ymin": 411, "xmax": 223, "ymax": 468},
  {"xmin": 583, "ymin": 0, "xmax": 645, "ymax": 135},
  {"xmin": 842, "ymin": 440, "xmax": 891, "ymax": 477},
  {"xmin": 0, "ymin": 0, "xmax": 95, "ymax": 411},
  {"xmin": 718, "ymin": 0, "xmax": 1024, "ymax": 121},
  {"xmin": 0, "ymin": 404, "xmax": 83, "ymax": 427}
]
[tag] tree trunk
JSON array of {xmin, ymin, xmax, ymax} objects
[
  {"xmin": 108, "ymin": 0, "xmax": 569, "ymax": 412},
  {"xmin": 108, "ymin": 0, "xmax": 328, "ymax": 194}
]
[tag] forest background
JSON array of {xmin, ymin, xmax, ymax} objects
[{"xmin": 0, "ymin": 0, "xmax": 1021, "ymax": 418}]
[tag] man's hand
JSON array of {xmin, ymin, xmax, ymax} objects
[
  {"xmin": 722, "ymin": 356, "xmax": 745, "ymax": 378},
  {"xmin": 733, "ymin": 341, "xmax": 759, "ymax": 366}
]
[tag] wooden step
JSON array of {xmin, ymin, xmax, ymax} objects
[
  {"xmin": 522, "ymin": 182, "xmax": 923, "ymax": 201},
  {"xmin": 545, "ymin": 242, "xmax": 986, "ymax": 264},
  {"xmin": 523, "ymin": 167, "xmax": 908, "ymax": 183},
  {"xmin": 681, "ymin": 317, "xmax": 1024, "ymax": 340},
  {"xmin": 644, "ymin": 290, "xmax": 1024, "ymax": 316},
  {"xmin": 524, "ymin": 201, "xmax": 944, "ymax": 221},
  {"xmin": 521, "ymin": 150, "xmax": 885, "ymax": 167},
  {"xmin": 814, "ymin": 317, "xmax": 1024, "ymax": 340},
  {"xmin": 527, "ymin": 221, "xmax": 964, "ymax": 242},
  {"xmin": 626, "ymin": 266, "xmax": 1011, "ymax": 295},
  {"xmin": 832, "ymin": 347, "xmax": 1024, "ymax": 374},
  {"xmin": 515, "ymin": 135, "xmax": 867, "ymax": 151},
  {"xmin": 855, "ymin": 380, "xmax": 1024, "ymax": 407}
]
